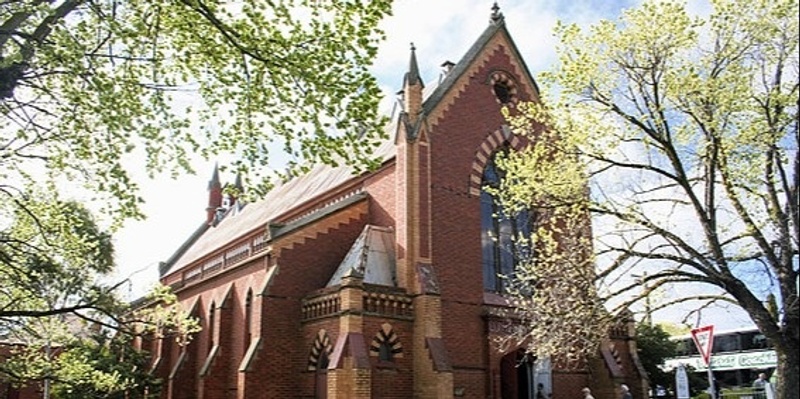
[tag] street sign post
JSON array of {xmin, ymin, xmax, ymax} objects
[{"xmin": 692, "ymin": 326, "xmax": 715, "ymax": 398}]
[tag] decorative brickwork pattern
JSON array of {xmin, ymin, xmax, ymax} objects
[
  {"xmin": 468, "ymin": 125, "xmax": 525, "ymax": 196},
  {"xmin": 369, "ymin": 323, "xmax": 404, "ymax": 359},
  {"xmin": 308, "ymin": 329, "xmax": 333, "ymax": 371},
  {"xmin": 487, "ymin": 69, "xmax": 520, "ymax": 105}
]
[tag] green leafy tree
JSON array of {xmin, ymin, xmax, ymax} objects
[
  {"xmin": 0, "ymin": 197, "xmax": 199, "ymax": 396},
  {"xmin": 49, "ymin": 332, "xmax": 161, "ymax": 399},
  {"xmin": 2, "ymin": 330, "xmax": 164, "ymax": 399},
  {"xmin": 498, "ymin": 1, "xmax": 798, "ymax": 398},
  {"xmin": 657, "ymin": 322, "xmax": 690, "ymax": 337},
  {"xmin": 636, "ymin": 323, "xmax": 678, "ymax": 394},
  {"xmin": 0, "ymin": 198, "xmax": 118, "ymax": 325},
  {"xmin": 2, "ymin": 0, "xmax": 391, "ymax": 325},
  {"xmin": 2, "ymin": 1, "xmax": 392, "ymax": 215}
]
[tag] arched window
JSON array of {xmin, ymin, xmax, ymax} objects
[
  {"xmin": 493, "ymin": 82, "xmax": 512, "ymax": 104},
  {"xmin": 308, "ymin": 330, "xmax": 333, "ymax": 371},
  {"xmin": 481, "ymin": 148, "xmax": 532, "ymax": 293},
  {"xmin": 370, "ymin": 323, "xmax": 403, "ymax": 364},
  {"xmin": 378, "ymin": 342, "xmax": 394, "ymax": 362},
  {"xmin": 244, "ymin": 289, "xmax": 253, "ymax": 354},
  {"xmin": 208, "ymin": 301, "xmax": 216, "ymax": 351}
]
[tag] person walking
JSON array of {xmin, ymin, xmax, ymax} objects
[
  {"xmin": 621, "ymin": 384, "xmax": 633, "ymax": 399},
  {"xmin": 753, "ymin": 373, "xmax": 768, "ymax": 399},
  {"xmin": 537, "ymin": 383, "xmax": 548, "ymax": 399},
  {"xmin": 582, "ymin": 387, "xmax": 595, "ymax": 399}
]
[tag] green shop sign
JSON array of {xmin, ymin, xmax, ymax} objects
[{"xmin": 663, "ymin": 350, "xmax": 776, "ymax": 372}]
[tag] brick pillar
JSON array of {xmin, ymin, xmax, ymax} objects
[
  {"xmin": 328, "ymin": 275, "xmax": 371, "ymax": 399},
  {"xmin": 339, "ymin": 275, "xmax": 364, "ymax": 333},
  {"xmin": 412, "ymin": 294, "xmax": 454, "ymax": 399}
]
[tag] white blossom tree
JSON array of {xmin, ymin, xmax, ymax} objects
[{"xmin": 498, "ymin": 1, "xmax": 798, "ymax": 398}]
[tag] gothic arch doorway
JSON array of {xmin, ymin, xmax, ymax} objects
[{"xmin": 500, "ymin": 350, "xmax": 535, "ymax": 399}]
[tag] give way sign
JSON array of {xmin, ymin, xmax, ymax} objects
[{"xmin": 691, "ymin": 325, "xmax": 714, "ymax": 365}]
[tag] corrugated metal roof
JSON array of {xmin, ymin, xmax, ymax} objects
[{"xmin": 163, "ymin": 134, "xmax": 396, "ymax": 277}]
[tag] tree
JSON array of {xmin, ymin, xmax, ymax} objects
[
  {"xmin": 1, "ymin": 198, "xmax": 118, "ymax": 326},
  {"xmin": 2, "ymin": 294, "xmax": 197, "ymax": 398},
  {"xmin": 1, "ymin": 328, "xmax": 163, "ymax": 398},
  {"xmin": 636, "ymin": 323, "xmax": 678, "ymax": 395},
  {"xmin": 1, "ymin": 317, "xmax": 195, "ymax": 398},
  {"xmin": 48, "ymin": 332, "xmax": 161, "ymax": 399},
  {"xmin": 2, "ymin": 0, "xmax": 390, "ymax": 391},
  {"xmin": 0, "ymin": 197, "xmax": 199, "ymax": 396},
  {"xmin": 498, "ymin": 1, "xmax": 798, "ymax": 398},
  {"xmin": 2, "ymin": 0, "xmax": 392, "ymax": 221}
]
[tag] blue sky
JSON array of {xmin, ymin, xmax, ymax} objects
[{"xmin": 112, "ymin": 0, "xmax": 752, "ymax": 330}]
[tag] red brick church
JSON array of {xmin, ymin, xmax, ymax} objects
[{"xmin": 142, "ymin": 6, "xmax": 648, "ymax": 399}]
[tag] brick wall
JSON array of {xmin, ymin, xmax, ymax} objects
[
  {"xmin": 366, "ymin": 163, "xmax": 396, "ymax": 228},
  {"xmin": 364, "ymin": 317, "xmax": 414, "ymax": 399},
  {"xmin": 158, "ymin": 210, "xmax": 367, "ymax": 399},
  {"xmin": 429, "ymin": 46, "xmax": 535, "ymax": 398},
  {"xmin": 253, "ymin": 213, "xmax": 367, "ymax": 398}
]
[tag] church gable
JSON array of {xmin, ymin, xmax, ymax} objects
[
  {"xmin": 410, "ymin": 9, "xmax": 542, "ymax": 207},
  {"xmin": 423, "ymin": 10, "xmax": 540, "ymax": 132}
]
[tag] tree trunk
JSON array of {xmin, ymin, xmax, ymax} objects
[{"xmin": 775, "ymin": 339, "xmax": 799, "ymax": 399}]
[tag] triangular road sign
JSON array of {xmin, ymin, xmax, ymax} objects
[{"xmin": 691, "ymin": 325, "xmax": 715, "ymax": 365}]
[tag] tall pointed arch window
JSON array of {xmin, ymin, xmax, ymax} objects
[
  {"xmin": 208, "ymin": 301, "xmax": 216, "ymax": 351},
  {"xmin": 244, "ymin": 289, "xmax": 253, "ymax": 355},
  {"xmin": 481, "ymin": 147, "xmax": 532, "ymax": 293}
]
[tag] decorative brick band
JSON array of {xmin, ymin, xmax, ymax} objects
[
  {"xmin": 363, "ymin": 291, "xmax": 414, "ymax": 318},
  {"xmin": 468, "ymin": 125, "xmax": 524, "ymax": 196}
]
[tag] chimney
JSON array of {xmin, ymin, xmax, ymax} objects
[{"xmin": 439, "ymin": 60, "xmax": 455, "ymax": 83}]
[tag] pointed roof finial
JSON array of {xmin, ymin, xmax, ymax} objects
[
  {"xmin": 234, "ymin": 172, "xmax": 244, "ymax": 192},
  {"xmin": 490, "ymin": 2, "xmax": 504, "ymax": 24},
  {"xmin": 403, "ymin": 42, "xmax": 424, "ymax": 88},
  {"xmin": 208, "ymin": 162, "xmax": 221, "ymax": 190}
]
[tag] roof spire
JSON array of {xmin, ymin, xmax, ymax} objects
[
  {"xmin": 206, "ymin": 163, "xmax": 223, "ymax": 225},
  {"xmin": 208, "ymin": 162, "xmax": 221, "ymax": 190},
  {"xmin": 403, "ymin": 42, "xmax": 424, "ymax": 88},
  {"xmin": 234, "ymin": 172, "xmax": 244, "ymax": 193},
  {"xmin": 225, "ymin": 171, "xmax": 245, "ymax": 210},
  {"xmin": 490, "ymin": 2, "xmax": 504, "ymax": 25},
  {"xmin": 401, "ymin": 42, "xmax": 424, "ymax": 128}
]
